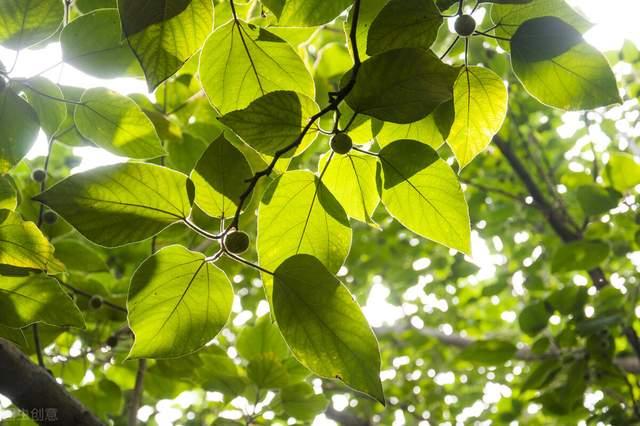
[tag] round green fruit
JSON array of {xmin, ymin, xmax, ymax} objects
[
  {"xmin": 43, "ymin": 211, "xmax": 58, "ymax": 225},
  {"xmin": 330, "ymin": 133, "xmax": 352, "ymax": 154},
  {"xmin": 89, "ymin": 295, "xmax": 103, "ymax": 310},
  {"xmin": 454, "ymin": 14, "xmax": 476, "ymax": 37},
  {"xmin": 225, "ymin": 231, "xmax": 250, "ymax": 254},
  {"xmin": 31, "ymin": 168, "xmax": 47, "ymax": 182}
]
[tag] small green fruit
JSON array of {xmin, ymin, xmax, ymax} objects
[
  {"xmin": 454, "ymin": 14, "xmax": 476, "ymax": 37},
  {"xmin": 225, "ymin": 230, "xmax": 250, "ymax": 254},
  {"xmin": 330, "ymin": 133, "xmax": 352, "ymax": 154},
  {"xmin": 43, "ymin": 211, "xmax": 58, "ymax": 225},
  {"xmin": 31, "ymin": 168, "xmax": 47, "ymax": 182},
  {"xmin": 89, "ymin": 295, "xmax": 103, "ymax": 310}
]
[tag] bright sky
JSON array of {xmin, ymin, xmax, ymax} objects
[{"xmin": 1, "ymin": 2, "xmax": 639, "ymax": 425}]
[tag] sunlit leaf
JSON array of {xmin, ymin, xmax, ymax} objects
[
  {"xmin": 0, "ymin": 0, "xmax": 63, "ymax": 49},
  {"xmin": 128, "ymin": 245, "xmax": 233, "ymax": 359},
  {"xmin": 0, "ymin": 210, "xmax": 56, "ymax": 271},
  {"xmin": 0, "ymin": 87, "xmax": 40, "ymax": 174},
  {"xmin": 118, "ymin": 0, "xmax": 214, "ymax": 90},
  {"xmin": 190, "ymin": 135, "xmax": 253, "ymax": 219},
  {"xmin": 20, "ymin": 77, "xmax": 67, "ymax": 137},
  {"xmin": 448, "ymin": 66, "xmax": 508, "ymax": 168},
  {"xmin": 262, "ymin": 0, "xmax": 352, "ymax": 27},
  {"xmin": 0, "ymin": 274, "xmax": 84, "ymax": 328},
  {"xmin": 379, "ymin": 140, "xmax": 471, "ymax": 254},
  {"xmin": 273, "ymin": 254, "xmax": 384, "ymax": 403},
  {"xmin": 74, "ymin": 88, "xmax": 165, "ymax": 159},
  {"xmin": 34, "ymin": 163, "xmax": 195, "ymax": 247},
  {"xmin": 200, "ymin": 20, "xmax": 314, "ymax": 114}
]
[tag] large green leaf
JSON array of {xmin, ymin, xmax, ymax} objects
[
  {"xmin": 74, "ymin": 88, "xmax": 165, "ymax": 159},
  {"xmin": 236, "ymin": 315, "xmax": 289, "ymax": 361},
  {"xmin": 118, "ymin": 0, "xmax": 214, "ymax": 90},
  {"xmin": 127, "ymin": 245, "xmax": 233, "ymax": 358},
  {"xmin": 257, "ymin": 171, "xmax": 352, "ymax": 290},
  {"xmin": 34, "ymin": 163, "xmax": 195, "ymax": 247},
  {"xmin": 551, "ymin": 240, "xmax": 610, "ymax": 273},
  {"xmin": 277, "ymin": 382, "xmax": 329, "ymax": 421},
  {"xmin": 0, "ymin": 0, "xmax": 63, "ymax": 49},
  {"xmin": 190, "ymin": 135, "xmax": 253, "ymax": 219},
  {"xmin": 21, "ymin": 77, "xmax": 67, "ymax": 137},
  {"xmin": 448, "ymin": 66, "xmax": 508, "ymax": 168},
  {"xmin": 345, "ymin": 48, "xmax": 458, "ymax": 124},
  {"xmin": 273, "ymin": 254, "xmax": 384, "ymax": 403},
  {"xmin": 575, "ymin": 184, "xmax": 621, "ymax": 217},
  {"xmin": 491, "ymin": 0, "xmax": 590, "ymax": 50},
  {"xmin": 199, "ymin": 20, "xmax": 314, "ymax": 114},
  {"xmin": 0, "ymin": 210, "xmax": 56, "ymax": 271},
  {"xmin": 366, "ymin": 0, "xmax": 442, "ymax": 55},
  {"xmin": 519, "ymin": 301, "xmax": 551, "ymax": 336},
  {"xmin": 375, "ymin": 109, "xmax": 449, "ymax": 149},
  {"xmin": 0, "ymin": 275, "xmax": 84, "ymax": 329},
  {"xmin": 510, "ymin": 17, "xmax": 620, "ymax": 111},
  {"xmin": 61, "ymin": 9, "xmax": 142, "ymax": 79},
  {"xmin": 0, "ymin": 87, "xmax": 40, "ymax": 174},
  {"xmin": 220, "ymin": 91, "xmax": 319, "ymax": 157},
  {"xmin": 378, "ymin": 140, "xmax": 470, "ymax": 253},
  {"xmin": 247, "ymin": 352, "xmax": 289, "ymax": 389},
  {"xmin": 318, "ymin": 151, "xmax": 380, "ymax": 225},
  {"xmin": 262, "ymin": 0, "xmax": 352, "ymax": 27}
]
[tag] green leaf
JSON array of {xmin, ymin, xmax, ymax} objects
[
  {"xmin": 74, "ymin": 88, "xmax": 165, "ymax": 159},
  {"xmin": 375, "ymin": 113, "xmax": 446, "ymax": 149},
  {"xmin": 0, "ymin": 274, "xmax": 84, "ymax": 328},
  {"xmin": 200, "ymin": 20, "xmax": 314, "ymax": 114},
  {"xmin": 247, "ymin": 352, "xmax": 289, "ymax": 389},
  {"xmin": 21, "ymin": 77, "xmax": 67, "ymax": 137},
  {"xmin": 366, "ymin": 0, "xmax": 442, "ymax": 55},
  {"xmin": 190, "ymin": 136, "xmax": 253, "ymax": 219},
  {"xmin": 551, "ymin": 240, "xmax": 610, "ymax": 273},
  {"xmin": 53, "ymin": 240, "xmax": 108, "ymax": 273},
  {"xmin": 262, "ymin": 0, "xmax": 352, "ymax": 27},
  {"xmin": 458, "ymin": 339, "xmax": 517, "ymax": 365},
  {"xmin": 220, "ymin": 91, "xmax": 320, "ymax": 157},
  {"xmin": 605, "ymin": 152, "xmax": 640, "ymax": 192},
  {"xmin": 278, "ymin": 382, "xmax": 329, "ymax": 421},
  {"xmin": 521, "ymin": 359, "xmax": 562, "ymax": 392},
  {"xmin": 257, "ymin": 171, "xmax": 352, "ymax": 291},
  {"xmin": 0, "ymin": 210, "xmax": 56, "ymax": 271},
  {"xmin": 378, "ymin": 140, "xmax": 471, "ymax": 254},
  {"xmin": 34, "ymin": 163, "xmax": 195, "ymax": 247},
  {"xmin": 0, "ymin": 175, "xmax": 17, "ymax": 210},
  {"xmin": 510, "ymin": 17, "xmax": 620, "ymax": 110},
  {"xmin": 127, "ymin": 245, "xmax": 233, "ymax": 359},
  {"xmin": 0, "ymin": 0, "xmax": 63, "ymax": 49},
  {"xmin": 0, "ymin": 87, "xmax": 40, "ymax": 174},
  {"xmin": 448, "ymin": 66, "xmax": 508, "ymax": 169},
  {"xmin": 273, "ymin": 254, "xmax": 384, "ymax": 404},
  {"xmin": 61, "ymin": 9, "xmax": 142, "ymax": 79},
  {"xmin": 236, "ymin": 315, "xmax": 289, "ymax": 361},
  {"xmin": 575, "ymin": 184, "xmax": 621, "ymax": 216},
  {"xmin": 518, "ymin": 301, "xmax": 551, "ymax": 336},
  {"xmin": 547, "ymin": 286, "xmax": 588, "ymax": 316},
  {"xmin": 118, "ymin": 0, "xmax": 214, "ymax": 90},
  {"xmin": 346, "ymin": 48, "xmax": 458, "ymax": 124},
  {"xmin": 318, "ymin": 151, "xmax": 380, "ymax": 225},
  {"xmin": 491, "ymin": 0, "xmax": 590, "ymax": 50}
]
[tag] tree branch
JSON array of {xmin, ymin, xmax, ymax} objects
[{"xmin": 0, "ymin": 339, "xmax": 104, "ymax": 426}]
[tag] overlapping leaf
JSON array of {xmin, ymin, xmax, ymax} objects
[
  {"xmin": 0, "ymin": 210, "xmax": 56, "ymax": 271},
  {"xmin": 128, "ymin": 245, "xmax": 233, "ymax": 358},
  {"xmin": 118, "ymin": 0, "xmax": 214, "ymax": 90},
  {"xmin": 200, "ymin": 20, "xmax": 314, "ymax": 114},
  {"xmin": 448, "ymin": 66, "xmax": 508, "ymax": 168},
  {"xmin": 262, "ymin": 0, "xmax": 352, "ymax": 27},
  {"xmin": 190, "ymin": 136, "xmax": 253, "ymax": 219},
  {"xmin": 346, "ymin": 48, "xmax": 458, "ymax": 123},
  {"xmin": 34, "ymin": 163, "xmax": 195, "ymax": 247},
  {"xmin": 273, "ymin": 254, "xmax": 384, "ymax": 403},
  {"xmin": 0, "ymin": 0, "xmax": 63, "ymax": 49},
  {"xmin": 378, "ymin": 140, "xmax": 471, "ymax": 253},
  {"xmin": 74, "ymin": 88, "xmax": 165, "ymax": 158},
  {"xmin": 510, "ymin": 17, "xmax": 620, "ymax": 110},
  {"xmin": 0, "ymin": 87, "xmax": 40, "ymax": 174},
  {"xmin": 0, "ymin": 275, "xmax": 84, "ymax": 329}
]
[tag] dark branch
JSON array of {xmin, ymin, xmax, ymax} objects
[{"xmin": 0, "ymin": 339, "xmax": 104, "ymax": 426}]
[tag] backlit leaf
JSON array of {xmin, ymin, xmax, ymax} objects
[
  {"xmin": 0, "ymin": 87, "xmax": 40, "ymax": 174},
  {"xmin": 273, "ymin": 254, "xmax": 384, "ymax": 403},
  {"xmin": 262, "ymin": 0, "xmax": 352, "ymax": 27},
  {"xmin": 34, "ymin": 163, "xmax": 195, "ymax": 247},
  {"xmin": 0, "ymin": 0, "xmax": 63, "ymax": 49},
  {"xmin": 0, "ymin": 210, "xmax": 56, "ymax": 272},
  {"xmin": 128, "ymin": 245, "xmax": 233, "ymax": 358}
]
